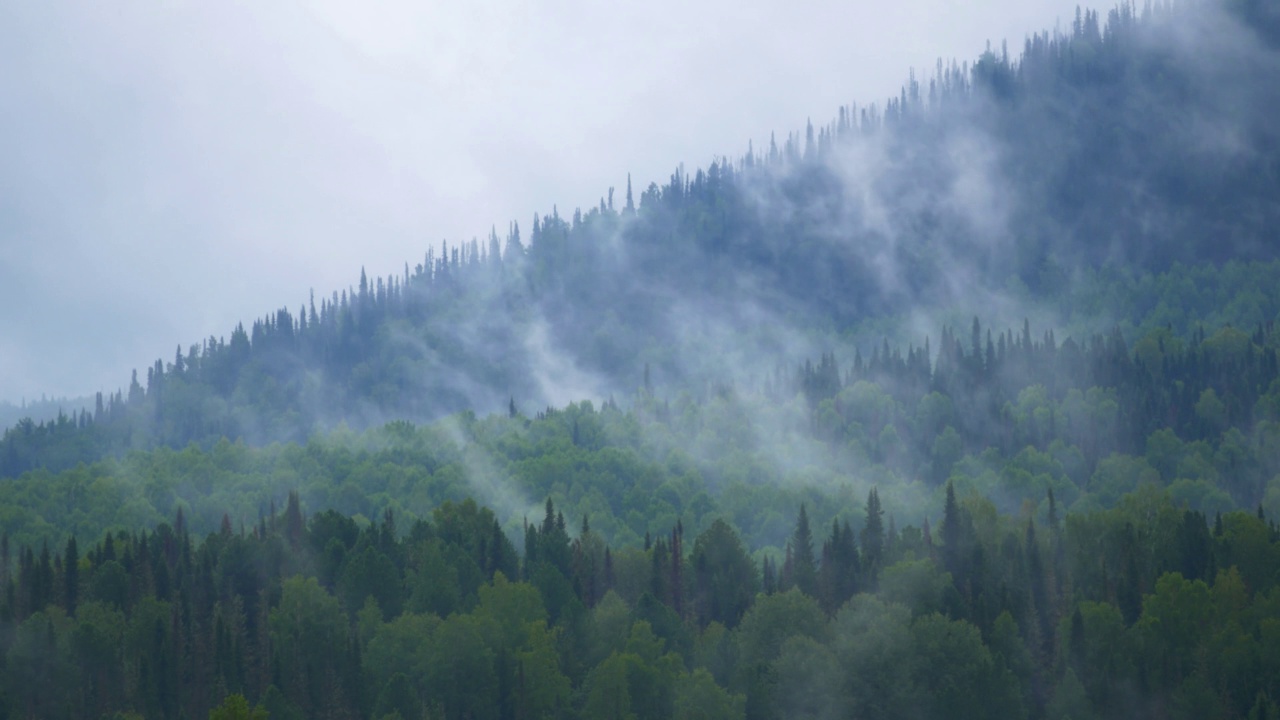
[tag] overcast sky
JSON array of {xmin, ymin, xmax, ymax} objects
[{"xmin": 0, "ymin": 0, "xmax": 1082, "ymax": 404}]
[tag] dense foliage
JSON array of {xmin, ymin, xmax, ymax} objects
[
  {"xmin": 3, "ymin": 490, "xmax": 1279, "ymax": 720},
  {"xmin": 3, "ymin": 310, "xmax": 1279, "ymax": 555},
  {"xmin": 4, "ymin": 0, "xmax": 1280, "ymax": 717}
]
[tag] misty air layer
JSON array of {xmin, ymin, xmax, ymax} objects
[{"xmin": 4, "ymin": 0, "xmax": 1280, "ymax": 718}]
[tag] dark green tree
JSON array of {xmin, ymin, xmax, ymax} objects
[
  {"xmin": 790, "ymin": 505, "xmax": 817, "ymax": 598},
  {"xmin": 63, "ymin": 536, "xmax": 78, "ymax": 617},
  {"xmin": 861, "ymin": 489, "xmax": 885, "ymax": 583},
  {"xmin": 691, "ymin": 519, "xmax": 758, "ymax": 628}
]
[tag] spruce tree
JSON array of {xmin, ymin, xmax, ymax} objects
[
  {"xmin": 942, "ymin": 481, "xmax": 963, "ymax": 577},
  {"xmin": 63, "ymin": 536, "xmax": 78, "ymax": 616},
  {"xmin": 791, "ymin": 505, "xmax": 817, "ymax": 597},
  {"xmin": 861, "ymin": 488, "xmax": 885, "ymax": 581}
]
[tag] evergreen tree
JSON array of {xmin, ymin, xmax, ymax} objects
[
  {"xmin": 861, "ymin": 488, "xmax": 885, "ymax": 582},
  {"xmin": 791, "ymin": 505, "xmax": 817, "ymax": 597},
  {"xmin": 819, "ymin": 519, "xmax": 860, "ymax": 613},
  {"xmin": 63, "ymin": 536, "xmax": 77, "ymax": 616},
  {"xmin": 942, "ymin": 481, "xmax": 964, "ymax": 580}
]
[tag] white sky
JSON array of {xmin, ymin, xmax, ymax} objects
[{"xmin": 0, "ymin": 0, "xmax": 1081, "ymax": 403}]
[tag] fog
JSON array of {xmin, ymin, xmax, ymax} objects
[{"xmin": 0, "ymin": 0, "xmax": 1084, "ymax": 404}]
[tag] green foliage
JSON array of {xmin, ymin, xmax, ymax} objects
[
  {"xmin": 0, "ymin": 481, "xmax": 1276, "ymax": 719},
  {"xmin": 674, "ymin": 668, "xmax": 745, "ymax": 720},
  {"xmin": 733, "ymin": 589, "xmax": 826, "ymax": 685},
  {"xmin": 208, "ymin": 694, "xmax": 267, "ymax": 720},
  {"xmin": 691, "ymin": 519, "xmax": 758, "ymax": 628},
  {"xmin": 4, "ymin": 4, "xmax": 1280, "ymax": 719},
  {"xmin": 878, "ymin": 558, "xmax": 954, "ymax": 616}
]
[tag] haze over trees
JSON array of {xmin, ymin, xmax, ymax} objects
[
  {"xmin": 4, "ymin": 0, "xmax": 1280, "ymax": 477},
  {"xmin": 3, "ymin": 0, "xmax": 1280, "ymax": 718}
]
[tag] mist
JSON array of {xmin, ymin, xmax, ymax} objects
[
  {"xmin": 1, "ymin": 0, "xmax": 1276, "ymax": 495},
  {"xmin": 0, "ymin": 0, "xmax": 1089, "ymax": 404},
  {"xmin": 2, "ymin": 5, "xmax": 1279, "ymax": 719}
]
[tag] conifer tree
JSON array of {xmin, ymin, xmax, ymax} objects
[
  {"xmin": 650, "ymin": 538, "xmax": 670, "ymax": 606},
  {"xmin": 670, "ymin": 521, "xmax": 685, "ymax": 617},
  {"xmin": 791, "ymin": 505, "xmax": 817, "ymax": 597},
  {"xmin": 63, "ymin": 536, "xmax": 78, "ymax": 616},
  {"xmin": 861, "ymin": 488, "xmax": 885, "ymax": 582},
  {"xmin": 284, "ymin": 491, "xmax": 305, "ymax": 550},
  {"xmin": 819, "ymin": 519, "xmax": 860, "ymax": 612},
  {"xmin": 942, "ymin": 481, "xmax": 963, "ymax": 578}
]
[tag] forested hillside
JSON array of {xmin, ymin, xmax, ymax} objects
[
  {"xmin": 4, "ymin": 0, "xmax": 1280, "ymax": 718},
  {"xmin": 3, "ymin": 312, "xmax": 1280, "ymax": 555},
  {"xmin": 0, "ymin": 397, "xmax": 91, "ymax": 436},
  {"xmin": 4, "ymin": 0, "xmax": 1280, "ymax": 477}
]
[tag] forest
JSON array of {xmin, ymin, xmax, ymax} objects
[
  {"xmin": 2, "ymin": 308, "xmax": 1280, "ymax": 555},
  {"xmin": 4, "ymin": 0, "xmax": 1280, "ymax": 477},
  {"xmin": 4, "ymin": 0, "xmax": 1280, "ymax": 717},
  {"xmin": 4, "ymin": 488, "xmax": 1280, "ymax": 720}
]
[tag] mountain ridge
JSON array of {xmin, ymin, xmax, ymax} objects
[{"xmin": 2, "ymin": 0, "xmax": 1278, "ymax": 477}]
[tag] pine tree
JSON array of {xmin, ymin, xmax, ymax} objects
[
  {"xmin": 1026, "ymin": 520, "xmax": 1053, "ymax": 661},
  {"xmin": 861, "ymin": 488, "xmax": 885, "ymax": 582},
  {"xmin": 285, "ymin": 491, "xmax": 305, "ymax": 550},
  {"xmin": 650, "ymin": 538, "xmax": 670, "ymax": 606},
  {"xmin": 762, "ymin": 556, "xmax": 777, "ymax": 595},
  {"xmin": 819, "ymin": 519, "xmax": 860, "ymax": 612},
  {"xmin": 1048, "ymin": 488, "xmax": 1066, "ymax": 599},
  {"xmin": 791, "ymin": 505, "xmax": 817, "ymax": 597},
  {"xmin": 670, "ymin": 521, "xmax": 685, "ymax": 617},
  {"xmin": 524, "ymin": 521, "xmax": 540, "ymax": 579},
  {"xmin": 942, "ymin": 481, "xmax": 963, "ymax": 578},
  {"xmin": 64, "ymin": 536, "xmax": 78, "ymax": 616}
]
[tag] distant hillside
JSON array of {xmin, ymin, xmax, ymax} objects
[
  {"xmin": 3, "ymin": 0, "xmax": 1279, "ymax": 477},
  {"xmin": 0, "ymin": 396, "xmax": 91, "ymax": 433}
]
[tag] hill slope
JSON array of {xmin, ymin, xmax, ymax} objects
[{"xmin": 3, "ymin": 0, "xmax": 1279, "ymax": 477}]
